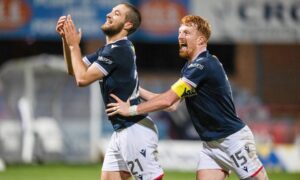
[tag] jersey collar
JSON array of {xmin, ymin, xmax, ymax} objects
[
  {"xmin": 190, "ymin": 49, "xmax": 207, "ymax": 63},
  {"xmin": 106, "ymin": 37, "xmax": 128, "ymax": 45},
  {"xmin": 196, "ymin": 49, "xmax": 208, "ymax": 59}
]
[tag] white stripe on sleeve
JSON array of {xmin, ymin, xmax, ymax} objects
[
  {"xmin": 182, "ymin": 77, "xmax": 197, "ymax": 88},
  {"xmin": 92, "ymin": 63, "xmax": 108, "ymax": 76},
  {"xmin": 82, "ymin": 57, "xmax": 91, "ymax": 66}
]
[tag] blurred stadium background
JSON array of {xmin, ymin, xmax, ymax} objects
[{"xmin": 0, "ymin": 0, "xmax": 300, "ymax": 179}]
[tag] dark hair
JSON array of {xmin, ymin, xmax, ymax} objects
[{"xmin": 121, "ymin": 3, "xmax": 141, "ymax": 35}]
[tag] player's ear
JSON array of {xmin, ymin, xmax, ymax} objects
[
  {"xmin": 197, "ymin": 35, "xmax": 206, "ymax": 46},
  {"xmin": 124, "ymin": 21, "xmax": 133, "ymax": 32}
]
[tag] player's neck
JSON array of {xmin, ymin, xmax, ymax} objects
[
  {"xmin": 189, "ymin": 46, "xmax": 207, "ymax": 63},
  {"xmin": 106, "ymin": 31, "xmax": 128, "ymax": 44}
]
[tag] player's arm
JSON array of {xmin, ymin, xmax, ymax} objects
[
  {"xmin": 139, "ymin": 86, "xmax": 181, "ymax": 112},
  {"xmin": 139, "ymin": 86, "xmax": 159, "ymax": 101},
  {"xmin": 107, "ymin": 78, "xmax": 191, "ymax": 116},
  {"xmin": 64, "ymin": 15, "xmax": 105, "ymax": 86},
  {"xmin": 134, "ymin": 79, "xmax": 190, "ymax": 114},
  {"xmin": 164, "ymin": 99, "xmax": 181, "ymax": 112},
  {"xmin": 56, "ymin": 15, "xmax": 75, "ymax": 76},
  {"xmin": 62, "ymin": 37, "xmax": 74, "ymax": 76}
]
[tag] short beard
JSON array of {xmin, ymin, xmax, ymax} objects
[
  {"xmin": 179, "ymin": 50, "xmax": 190, "ymax": 59},
  {"xmin": 101, "ymin": 22, "xmax": 124, "ymax": 37}
]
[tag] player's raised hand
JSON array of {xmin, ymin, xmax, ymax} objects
[
  {"xmin": 56, "ymin": 15, "xmax": 67, "ymax": 37},
  {"xmin": 106, "ymin": 94, "xmax": 131, "ymax": 117},
  {"xmin": 64, "ymin": 15, "xmax": 82, "ymax": 48}
]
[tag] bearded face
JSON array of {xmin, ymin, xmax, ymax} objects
[
  {"xmin": 101, "ymin": 4, "xmax": 129, "ymax": 37},
  {"xmin": 101, "ymin": 21, "xmax": 125, "ymax": 36},
  {"xmin": 179, "ymin": 41, "xmax": 190, "ymax": 59},
  {"xmin": 178, "ymin": 34, "xmax": 197, "ymax": 60},
  {"xmin": 178, "ymin": 24, "xmax": 199, "ymax": 60}
]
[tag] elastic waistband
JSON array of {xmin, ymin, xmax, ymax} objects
[{"xmin": 137, "ymin": 118, "xmax": 158, "ymax": 134}]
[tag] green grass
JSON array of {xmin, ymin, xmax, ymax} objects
[{"xmin": 0, "ymin": 164, "xmax": 300, "ymax": 180}]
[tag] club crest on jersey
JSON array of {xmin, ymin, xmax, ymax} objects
[
  {"xmin": 188, "ymin": 63, "xmax": 204, "ymax": 70},
  {"xmin": 97, "ymin": 56, "xmax": 113, "ymax": 64},
  {"xmin": 182, "ymin": 87, "xmax": 197, "ymax": 98}
]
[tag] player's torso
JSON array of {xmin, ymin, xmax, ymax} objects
[
  {"xmin": 182, "ymin": 52, "xmax": 245, "ymax": 141},
  {"xmin": 85, "ymin": 39, "xmax": 147, "ymax": 130},
  {"xmin": 98, "ymin": 41, "xmax": 138, "ymax": 104}
]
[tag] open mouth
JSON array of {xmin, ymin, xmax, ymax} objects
[
  {"xmin": 179, "ymin": 42, "xmax": 187, "ymax": 50},
  {"xmin": 105, "ymin": 18, "xmax": 113, "ymax": 25}
]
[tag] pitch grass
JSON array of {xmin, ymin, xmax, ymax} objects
[{"xmin": 0, "ymin": 164, "xmax": 300, "ymax": 180}]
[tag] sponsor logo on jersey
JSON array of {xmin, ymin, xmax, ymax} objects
[
  {"xmin": 182, "ymin": 87, "xmax": 197, "ymax": 98},
  {"xmin": 97, "ymin": 56, "xmax": 113, "ymax": 64},
  {"xmin": 188, "ymin": 63, "xmax": 204, "ymax": 70}
]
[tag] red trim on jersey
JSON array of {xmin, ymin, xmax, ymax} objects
[
  {"xmin": 251, "ymin": 166, "xmax": 263, "ymax": 177},
  {"xmin": 154, "ymin": 173, "xmax": 164, "ymax": 180},
  {"xmin": 221, "ymin": 169, "xmax": 229, "ymax": 176}
]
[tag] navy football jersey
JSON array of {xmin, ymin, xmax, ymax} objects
[
  {"xmin": 181, "ymin": 51, "xmax": 245, "ymax": 141},
  {"xmin": 83, "ymin": 38, "xmax": 147, "ymax": 130}
]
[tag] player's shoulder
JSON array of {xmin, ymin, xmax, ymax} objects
[
  {"xmin": 104, "ymin": 39, "xmax": 132, "ymax": 55},
  {"xmin": 189, "ymin": 52, "xmax": 220, "ymax": 71},
  {"xmin": 112, "ymin": 39, "xmax": 132, "ymax": 48},
  {"xmin": 193, "ymin": 56, "xmax": 211, "ymax": 68},
  {"xmin": 192, "ymin": 51, "xmax": 209, "ymax": 63},
  {"xmin": 195, "ymin": 53, "xmax": 220, "ymax": 65},
  {"xmin": 187, "ymin": 57, "xmax": 207, "ymax": 71}
]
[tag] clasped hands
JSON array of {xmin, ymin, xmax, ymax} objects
[{"xmin": 55, "ymin": 15, "xmax": 82, "ymax": 48}]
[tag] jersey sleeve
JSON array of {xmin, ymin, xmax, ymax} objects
[
  {"xmin": 92, "ymin": 48, "xmax": 118, "ymax": 76},
  {"xmin": 182, "ymin": 60, "xmax": 209, "ymax": 88},
  {"xmin": 171, "ymin": 78, "xmax": 196, "ymax": 98},
  {"xmin": 82, "ymin": 51, "xmax": 98, "ymax": 66}
]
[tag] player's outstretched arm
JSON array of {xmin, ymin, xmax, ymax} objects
[
  {"xmin": 164, "ymin": 99, "xmax": 181, "ymax": 112},
  {"xmin": 106, "ymin": 88, "xmax": 180, "ymax": 117},
  {"xmin": 56, "ymin": 15, "xmax": 74, "ymax": 76},
  {"xmin": 139, "ymin": 86, "xmax": 181, "ymax": 112},
  {"xmin": 107, "ymin": 78, "xmax": 193, "ymax": 116},
  {"xmin": 139, "ymin": 86, "xmax": 159, "ymax": 101}
]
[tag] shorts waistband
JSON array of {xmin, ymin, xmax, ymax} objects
[{"xmin": 137, "ymin": 118, "xmax": 158, "ymax": 134}]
